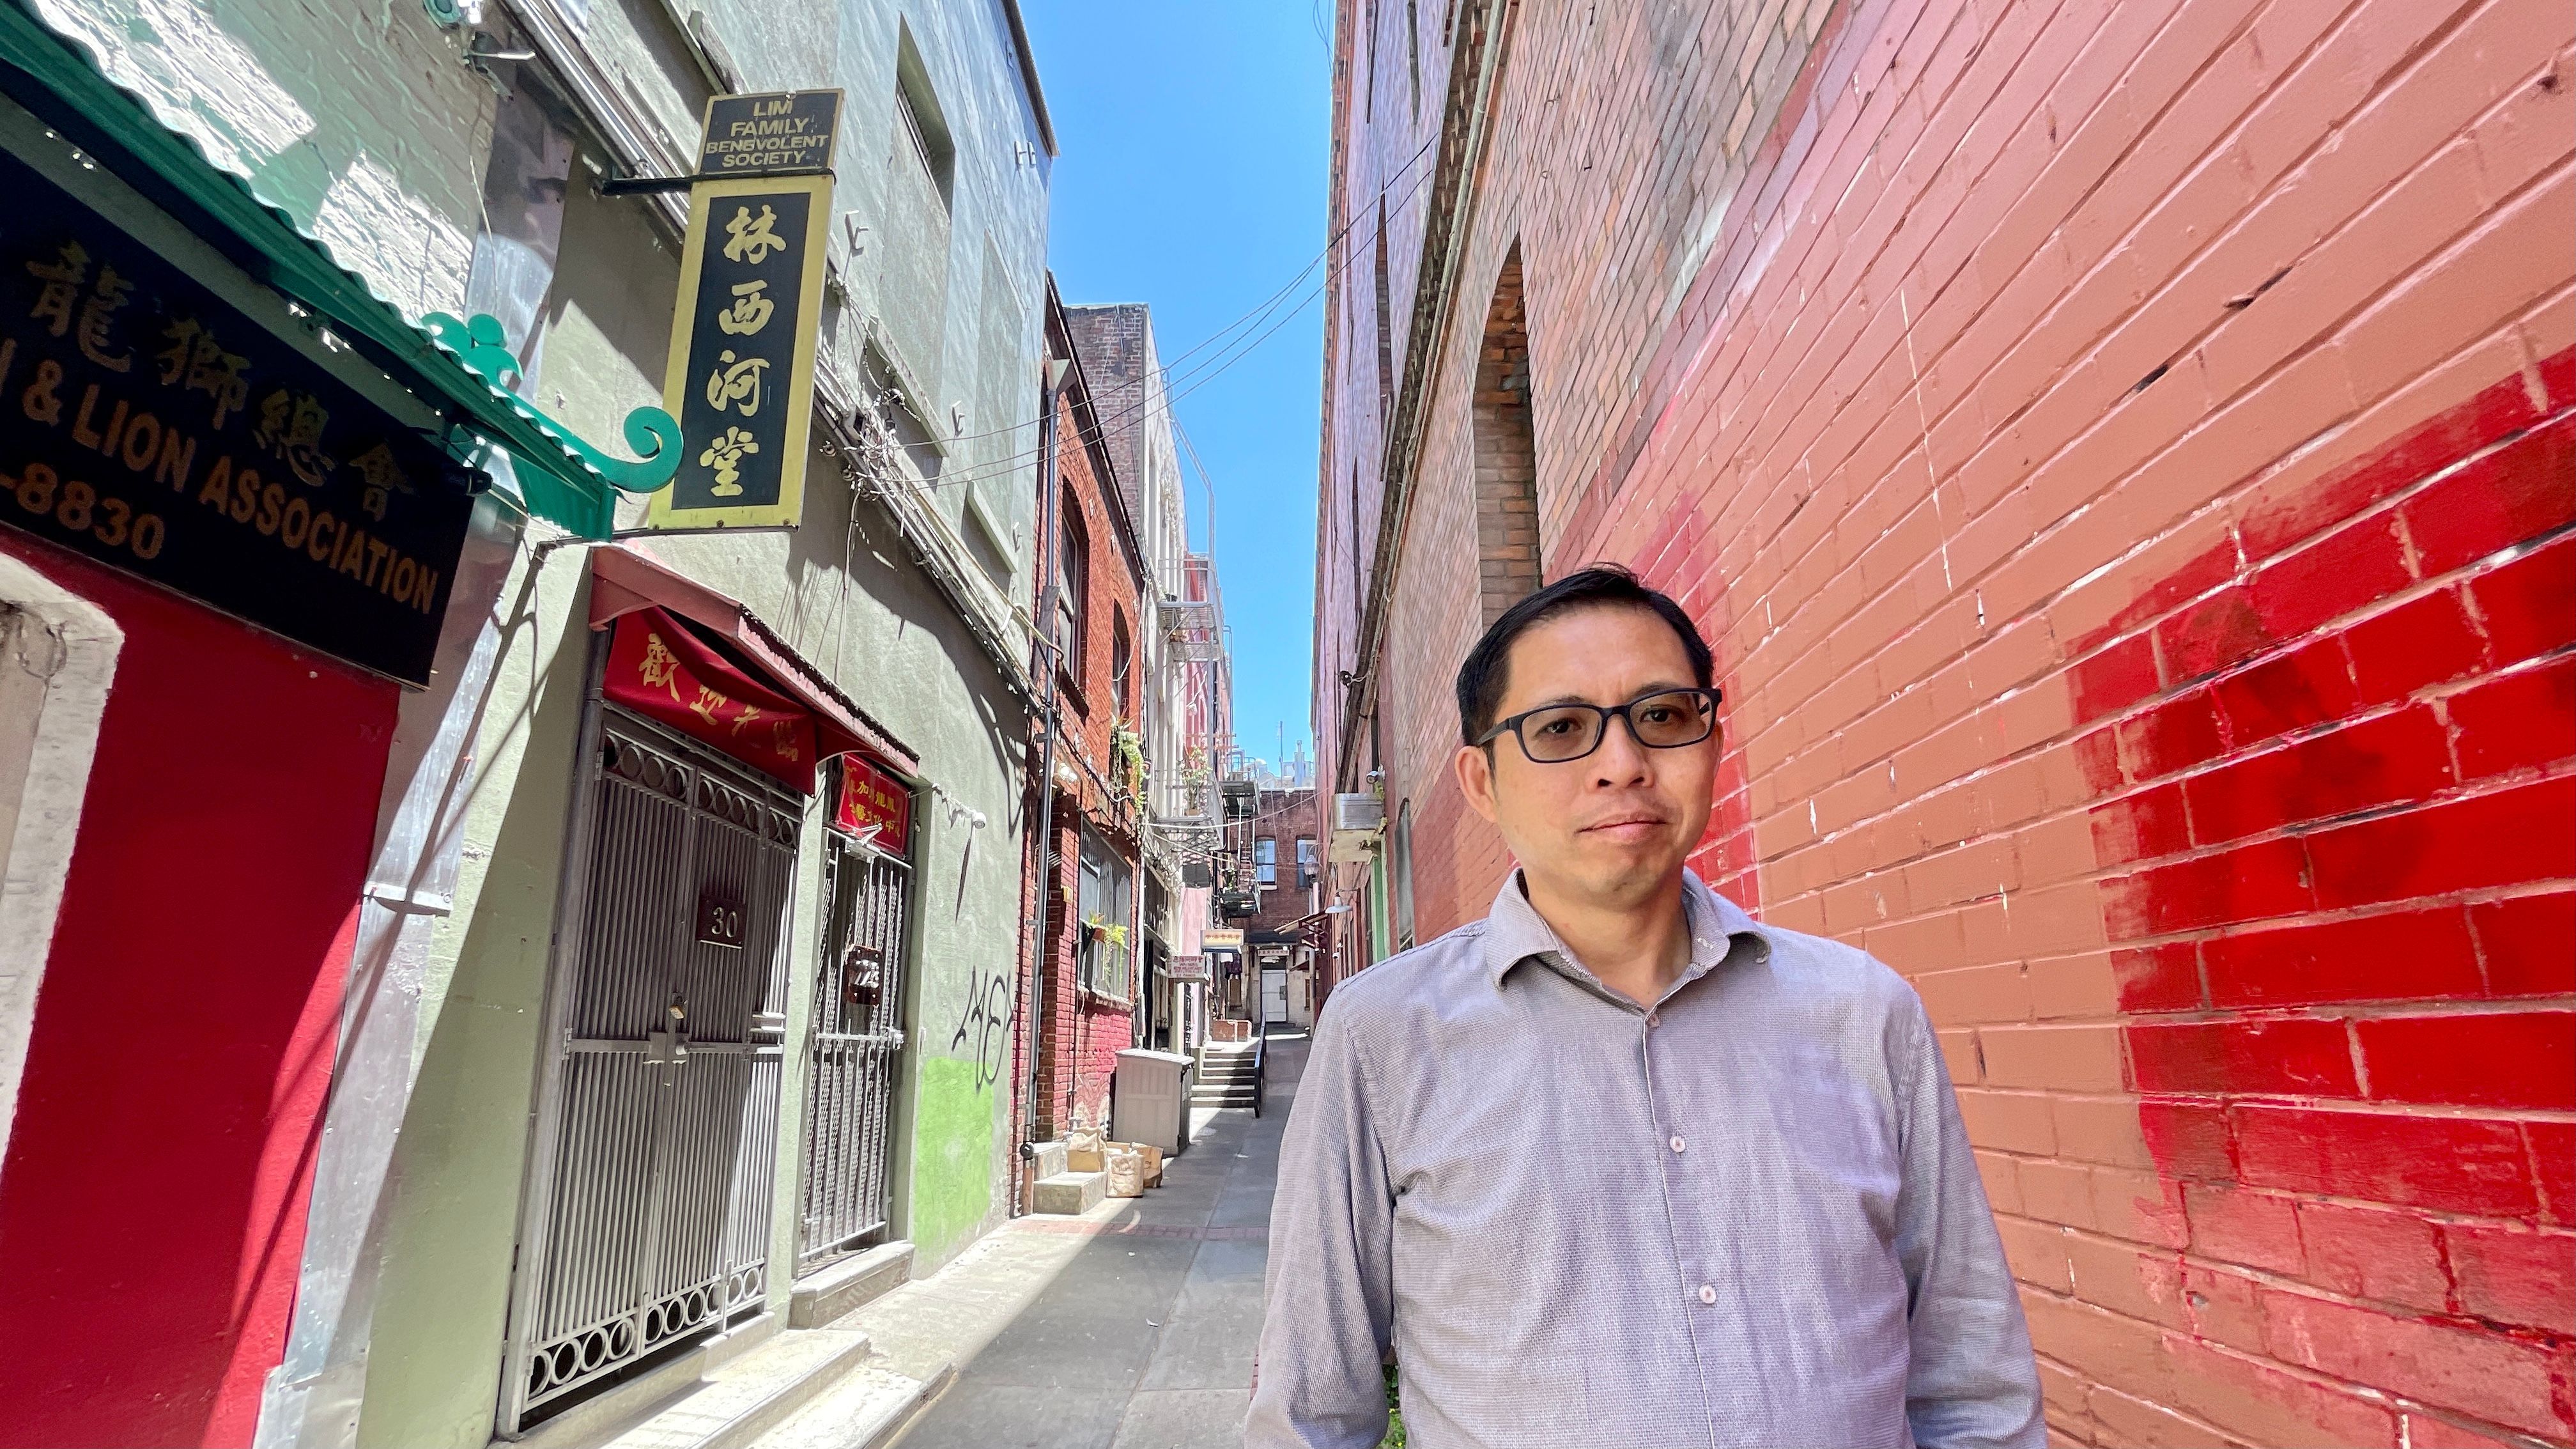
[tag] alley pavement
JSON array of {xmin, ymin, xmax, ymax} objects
[{"xmin": 758, "ymin": 1034, "xmax": 1306, "ymax": 1449}]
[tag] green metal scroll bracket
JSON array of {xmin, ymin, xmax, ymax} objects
[{"xmin": 423, "ymin": 313, "xmax": 684, "ymax": 497}]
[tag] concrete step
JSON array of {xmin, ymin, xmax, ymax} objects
[
  {"xmin": 745, "ymin": 1356, "xmax": 955, "ymax": 1449},
  {"xmin": 1026, "ymin": 1138, "xmax": 1069, "ymax": 1180},
  {"xmin": 787, "ymin": 1242, "xmax": 912, "ymax": 1329},
  {"xmin": 1030, "ymin": 1170, "xmax": 1106, "ymax": 1215},
  {"xmin": 589, "ymin": 1324, "xmax": 875, "ymax": 1449}
]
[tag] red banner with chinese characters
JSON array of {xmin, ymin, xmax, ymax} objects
[
  {"xmin": 833, "ymin": 753, "xmax": 912, "ymax": 854},
  {"xmin": 605, "ymin": 607, "xmax": 819, "ymax": 787}
]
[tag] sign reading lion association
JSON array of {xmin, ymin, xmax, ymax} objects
[
  {"xmin": 645, "ymin": 90, "xmax": 841, "ymax": 532},
  {"xmin": 0, "ymin": 147, "xmax": 473, "ymax": 684}
]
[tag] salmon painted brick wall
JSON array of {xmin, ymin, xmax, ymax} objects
[{"xmin": 1321, "ymin": 0, "xmax": 2576, "ymax": 1441}]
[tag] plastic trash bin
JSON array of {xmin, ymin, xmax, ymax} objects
[{"xmin": 1113, "ymin": 1048, "xmax": 1194, "ymax": 1156}]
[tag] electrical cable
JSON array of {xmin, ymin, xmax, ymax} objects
[{"xmin": 853, "ymin": 130, "xmax": 1445, "ymax": 498}]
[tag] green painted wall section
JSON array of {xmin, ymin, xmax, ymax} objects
[{"xmin": 908, "ymin": 1055, "xmax": 998, "ymax": 1263}]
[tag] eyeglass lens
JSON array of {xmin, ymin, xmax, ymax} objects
[{"xmin": 1519, "ymin": 690, "xmax": 1713, "ymax": 762}]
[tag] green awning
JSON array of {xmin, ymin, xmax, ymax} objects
[{"xmin": 0, "ymin": 0, "xmax": 622, "ymax": 536}]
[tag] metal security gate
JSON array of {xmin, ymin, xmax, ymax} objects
[
  {"xmin": 500, "ymin": 711, "xmax": 801, "ymax": 1431},
  {"xmin": 796, "ymin": 842, "xmax": 911, "ymax": 1272}
]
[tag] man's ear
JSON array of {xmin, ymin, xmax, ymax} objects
[{"xmin": 1454, "ymin": 742, "xmax": 1500, "ymax": 825}]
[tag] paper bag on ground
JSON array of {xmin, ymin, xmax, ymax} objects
[{"xmin": 1104, "ymin": 1145, "xmax": 1146, "ymax": 1198}]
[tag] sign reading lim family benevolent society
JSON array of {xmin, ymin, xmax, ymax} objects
[
  {"xmin": 0, "ymin": 148, "xmax": 474, "ymax": 686},
  {"xmin": 645, "ymin": 89, "xmax": 842, "ymax": 532},
  {"xmin": 697, "ymin": 89, "xmax": 841, "ymax": 176}
]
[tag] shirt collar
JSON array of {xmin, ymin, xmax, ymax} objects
[{"xmin": 1480, "ymin": 866, "xmax": 1761, "ymax": 993}]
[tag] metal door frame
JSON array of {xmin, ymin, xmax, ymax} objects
[
  {"xmin": 792, "ymin": 817, "xmax": 916, "ymax": 1275},
  {"xmin": 493, "ymin": 665, "xmax": 807, "ymax": 1437}
]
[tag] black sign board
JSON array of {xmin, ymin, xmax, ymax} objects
[
  {"xmin": 645, "ymin": 176, "xmax": 829, "ymax": 529},
  {"xmin": 0, "ymin": 148, "xmax": 474, "ymax": 685},
  {"xmin": 696, "ymin": 90, "xmax": 842, "ymax": 176},
  {"xmin": 696, "ymin": 886, "xmax": 747, "ymax": 950}
]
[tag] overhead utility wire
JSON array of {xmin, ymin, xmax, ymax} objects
[
  {"xmin": 925, "ymin": 127, "xmax": 1439, "ymax": 456},
  {"xmin": 859, "ymin": 133, "xmax": 1446, "ymax": 497}
]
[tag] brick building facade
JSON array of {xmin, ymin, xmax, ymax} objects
[
  {"xmin": 1245, "ymin": 786, "xmax": 1327, "ymax": 1021},
  {"xmin": 1316, "ymin": 0, "xmax": 2574, "ymax": 1443},
  {"xmin": 1019, "ymin": 284, "xmax": 1153, "ymax": 1143}
]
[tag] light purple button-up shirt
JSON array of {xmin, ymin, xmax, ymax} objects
[{"xmin": 1249, "ymin": 870, "xmax": 2042, "ymax": 1449}]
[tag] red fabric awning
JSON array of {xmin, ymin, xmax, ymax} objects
[{"xmin": 588, "ymin": 545, "xmax": 918, "ymax": 786}]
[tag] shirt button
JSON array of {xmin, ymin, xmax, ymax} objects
[
  {"xmin": 1645, "ymin": 1011, "xmax": 1660, "ymax": 1029},
  {"xmin": 1696, "ymin": 1284, "xmax": 1717, "ymax": 1305},
  {"xmin": 1669, "ymin": 1135, "xmax": 1687, "ymax": 1154}
]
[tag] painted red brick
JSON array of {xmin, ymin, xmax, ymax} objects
[
  {"xmin": 2154, "ymin": 1336, "xmax": 2401, "ymax": 1449},
  {"xmin": 2103, "ymin": 839, "xmax": 2313, "ymax": 939},
  {"xmin": 2356, "ymin": 1011, "xmax": 2576, "ymax": 1111},
  {"xmin": 2232, "ymin": 1105, "xmax": 2534, "ymax": 1218},
  {"xmin": 2304, "ymin": 775, "xmax": 2576, "ymax": 911},
  {"xmin": 2341, "ymin": 585, "xmax": 2487, "ymax": 706},
  {"xmin": 2295, "ymin": 1200, "xmax": 2449, "ymax": 1315},
  {"xmin": 2246, "ymin": 516, "xmax": 2413, "ymax": 642},
  {"xmin": 2533, "ymin": 1121, "xmax": 2576, "ymax": 1230},
  {"xmin": 2207, "ymin": 638, "xmax": 2364, "ymax": 750},
  {"xmin": 2109, "ymin": 942, "xmax": 2204, "ymax": 1013},
  {"xmin": 2398, "ymin": 415, "xmax": 2576, "ymax": 578},
  {"xmin": 2182, "ymin": 705, "xmax": 2455, "ymax": 844},
  {"xmin": 2260, "ymin": 1289, "xmax": 2571, "ymax": 1440},
  {"xmin": 2474, "ymin": 890, "xmax": 2576, "ymax": 996},
  {"xmin": 2135, "ymin": 1100, "xmax": 2233, "ymax": 1181},
  {"xmin": 2127, "ymin": 1019, "xmax": 2358, "ymax": 1098},
  {"xmin": 2069, "ymin": 633, "xmax": 2161, "ymax": 725},
  {"xmin": 2466, "ymin": 531, "xmax": 2576, "ymax": 667},
  {"xmin": 2181, "ymin": 1185, "xmax": 2306, "ymax": 1276},
  {"xmin": 2200, "ymin": 908, "xmax": 2483, "ymax": 1008},
  {"xmin": 2442, "ymin": 1222, "xmax": 2576, "ymax": 1332},
  {"xmin": 2446, "ymin": 655, "xmax": 2576, "ymax": 782}
]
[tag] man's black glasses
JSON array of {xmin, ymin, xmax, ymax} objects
[{"xmin": 1476, "ymin": 687, "xmax": 1722, "ymax": 764}]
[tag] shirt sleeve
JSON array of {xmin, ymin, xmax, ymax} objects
[
  {"xmin": 1245, "ymin": 1001, "xmax": 1397, "ymax": 1449},
  {"xmin": 1890, "ymin": 988, "xmax": 2048, "ymax": 1449}
]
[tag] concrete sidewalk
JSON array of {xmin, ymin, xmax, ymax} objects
[{"xmin": 754, "ymin": 1034, "xmax": 1307, "ymax": 1449}]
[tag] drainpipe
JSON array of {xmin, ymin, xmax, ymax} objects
[{"xmin": 1019, "ymin": 353, "xmax": 1072, "ymax": 1205}]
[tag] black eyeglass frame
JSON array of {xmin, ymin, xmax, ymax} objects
[{"xmin": 1475, "ymin": 686, "xmax": 1725, "ymax": 764}]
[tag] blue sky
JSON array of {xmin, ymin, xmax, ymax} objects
[{"xmin": 1022, "ymin": 1, "xmax": 1332, "ymax": 775}]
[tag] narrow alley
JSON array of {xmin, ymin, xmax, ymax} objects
[{"xmin": 782, "ymin": 1037, "xmax": 1302, "ymax": 1449}]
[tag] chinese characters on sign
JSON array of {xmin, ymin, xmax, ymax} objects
[
  {"xmin": 647, "ymin": 89, "xmax": 840, "ymax": 531},
  {"xmin": 602, "ymin": 606, "xmax": 820, "ymax": 784},
  {"xmin": 0, "ymin": 148, "xmax": 474, "ymax": 685},
  {"xmin": 831, "ymin": 753, "xmax": 913, "ymax": 854}
]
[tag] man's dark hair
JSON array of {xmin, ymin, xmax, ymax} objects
[{"xmin": 1454, "ymin": 564, "xmax": 1715, "ymax": 745}]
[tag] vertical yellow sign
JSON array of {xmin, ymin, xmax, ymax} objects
[{"xmin": 645, "ymin": 90, "xmax": 841, "ymax": 531}]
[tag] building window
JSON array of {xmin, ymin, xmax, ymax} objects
[
  {"xmin": 1297, "ymin": 836, "xmax": 1318, "ymax": 889},
  {"xmin": 894, "ymin": 29, "xmax": 955, "ymax": 207},
  {"xmin": 1374, "ymin": 194, "xmax": 1394, "ymax": 421},
  {"xmin": 1392, "ymin": 800, "xmax": 1416, "ymax": 951},
  {"xmin": 1472, "ymin": 244, "xmax": 1539, "ymax": 627},
  {"xmin": 1111, "ymin": 609, "xmax": 1132, "ymax": 716},
  {"xmin": 1077, "ymin": 830, "xmax": 1132, "ymax": 1000},
  {"xmin": 1256, "ymin": 836, "xmax": 1277, "ymax": 887},
  {"xmin": 1056, "ymin": 490, "xmax": 1088, "ymax": 687}
]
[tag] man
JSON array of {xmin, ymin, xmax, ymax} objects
[{"xmin": 1248, "ymin": 566, "xmax": 2042, "ymax": 1449}]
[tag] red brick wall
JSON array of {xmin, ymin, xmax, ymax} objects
[
  {"xmin": 1322, "ymin": 0, "xmax": 2576, "ymax": 1441},
  {"xmin": 1015, "ymin": 356, "xmax": 1146, "ymax": 1143}
]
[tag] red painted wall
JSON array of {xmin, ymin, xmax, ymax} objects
[
  {"xmin": 0, "ymin": 536, "xmax": 394, "ymax": 1447},
  {"xmin": 1320, "ymin": 0, "xmax": 2576, "ymax": 1440}
]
